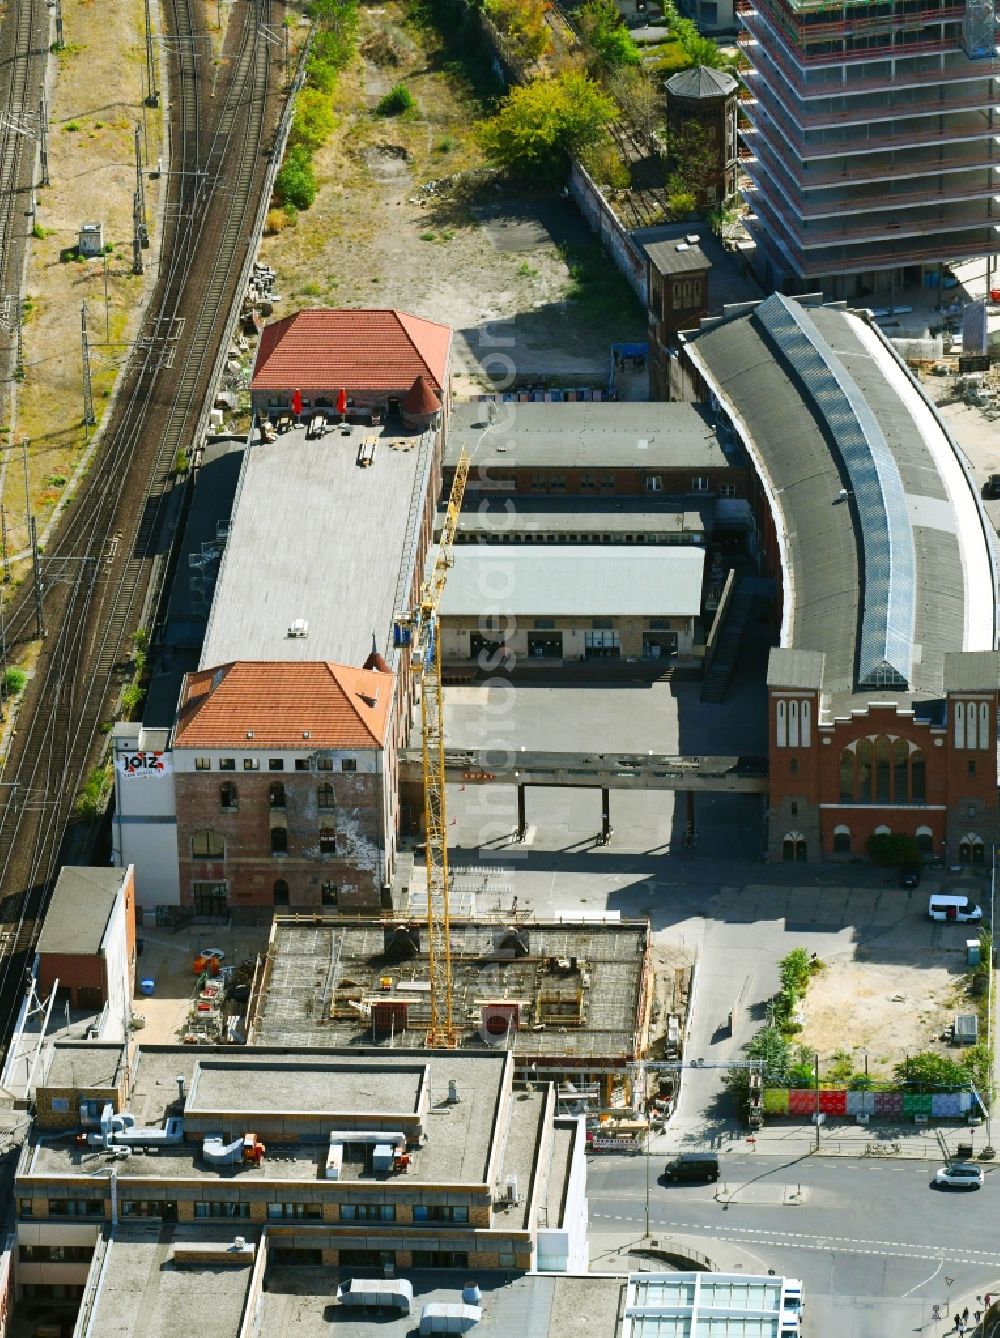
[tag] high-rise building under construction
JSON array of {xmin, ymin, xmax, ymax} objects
[{"xmin": 738, "ymin": 0, "xmax": 1000, "ymax": 296}]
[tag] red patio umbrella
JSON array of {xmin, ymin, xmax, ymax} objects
[
  {"xmin": 336, "ymin": 388, "xmax": 347, "ymax": 420},
  {"xmin": 291, "ymin": 388, "xmax": 302, "ymax": 418}
]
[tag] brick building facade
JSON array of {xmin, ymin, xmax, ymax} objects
[
  {"xmin": 172, "ymin": 660, "xmax": 396, "ymax": 913},
  {"xmin": 682, "ymin": 294, "xmax": 999, "ymax": 865},
  {"xmin": 767, "ymin": 650, "xmax": 999, "ymax": 863}
]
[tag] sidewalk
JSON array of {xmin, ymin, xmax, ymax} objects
[{"xmin": 650, "ymin": 1118, "xmax": 991, "ymax": 1162}]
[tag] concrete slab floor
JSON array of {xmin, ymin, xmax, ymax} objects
[{"xmin": 133, "ymin": 923, "xmax": 267, "ymax": 1048}]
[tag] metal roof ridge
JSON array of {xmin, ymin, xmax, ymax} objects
[{"xmin": 754, "ymin": 293, "xmax": 916, "ymax": 690}]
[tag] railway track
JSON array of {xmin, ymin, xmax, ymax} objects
[
  {"xmin": 0, "ymin": 0, "xmax": 46, "ymax": 491},
  {"xmin": 0, "ymin": 0, "xmax": 284, "ymax": 1049}
]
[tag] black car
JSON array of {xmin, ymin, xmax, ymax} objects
[
  {"xmin": 898, "ymin": 864, "xmax": 921, "ymax": 889},
  {"xmin": 984, "ymin": 474, "xmax": 1000, "ymax": 498},
  {"xmin": 662, "ymin": 1152, "xmax": 720, "ymax": 1183}
]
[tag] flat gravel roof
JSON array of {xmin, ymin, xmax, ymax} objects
[{"xmin": 199, "ymin": 422, "xmax": 431, "ymax": 671}]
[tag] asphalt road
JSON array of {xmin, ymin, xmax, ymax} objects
[{"xmin": 588, "ymin": 1153, "xmax": 1000, "ymax": 1337}]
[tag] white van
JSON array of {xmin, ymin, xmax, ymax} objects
[{"xmin": 928, "ymin": 893, "xmax": 983, "ymax": 923}]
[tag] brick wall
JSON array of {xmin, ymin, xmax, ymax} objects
[
  {"xmin": 175, "ymin": 767, "xmax": 387, "ymax": 911},
  {"xmin": 451, "ymin": 463, "xmax": 744, "ymax": 499},
  {"xmin": 768, "ymin": 690, "xmax": 1000, "ymax": 864}
]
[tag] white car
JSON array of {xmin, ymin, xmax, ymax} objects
[{"xmin": 933, "ymin": 1163, "xmax": 984, "ymax": 1190}]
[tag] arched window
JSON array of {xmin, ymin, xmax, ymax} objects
[
  {"xmin": 875, "ymin": 736, "xmax": 891, "ymax": 803},
  {"xmin": 776, "ymin": 700, "xmax": 786, "ymax": 748},
  {"xmin": 839, "ymin": 749, "xmax": 855, "ymax": 803},
  {"xmin": 856, "ymin": 738, "xmax": 873, "ymax": 803},
  {"xmin": 873, "ymin": 824, "xmax": 891, "ymax": 837},
  {"xmin": 273, "ymin": 879, "xmax": 290, "ymax": 906},
  {"xmin": 269, "ymin": 781, "xmax": 286, "ymax": 810},
  {"xmin": 800, "ymin": 699, "xmax": 811, "ymax": 748},
  {"xmin": 219, "ymin": 782, "xmax": 238, "ymax": 813},
  {"xmin": 788, "ymin": 699, "xmax": 800, "ymax": 749},
  {"xmin": 980, "ymin": 701, "xmax": 991, "ymax": 751},
  {"xmin": 910, "ymin": 749, "xmax": 926, "ymax": 803},
  {"xmin": 191, "ymin": 829, "xmax": 224, "ymax": 858},
  {"xmin": 966, "ymin": 703, "xmax": 979, "ymax": 750},
  {"xmin": 959, "ymin": 834, "xmax": 984, "ymax": 866},
  {"xmin": 915, "ymin": 826, "xmax": 933, "ymax": 856},
  {"xmin": 832, "ymin": 825, "xmax": 851, "ymax": 854},
  {"xmin": 317, "ymin": 782, "xmax": 335, "ymax": 811},
  {"xmin": 891, "ymin": 739, "xmax": 909, "ymax": 804},
  {"xmin": 270, "ymin": 826, "xmax": 288, "ymax": 855},
  {"xmin": 782, "ymin": 831, "xmax": 807, "ymax": 862},
  {"xmin": 954, "ymin": 701, "xmax": 966, "ymax": 750}
]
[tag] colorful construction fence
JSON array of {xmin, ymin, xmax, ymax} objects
[{"xmin": 763, "ymin": 1088, "xmax": 973, "ymax": 1120}]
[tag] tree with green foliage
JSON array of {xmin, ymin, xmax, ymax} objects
[
  {"xmin": 308, "ymin": 0, "xmax": 360, "ymax": 71},
  {"xmin": 667, "ymin": 118, "xmax": 718, "ymax": 208},
  {"xmin": 476, "ymin": 70, "xmax": 617, "ymax": 177},
  {"xmin": 724, "ymin": 1024, "xmax": 812, "ymax": 1118},
  {"xmin": 484, "ymin": 0, "xmax": 551, "ymax": 68},
  {"xmin": 607, "ymin": 67, "xmax": 662, "ymax": 142},
  {"xmin": 578, "ymin": 0, "xmax": 641, "ymax": 76},
  {"xmin": 893, "ymin": 1051, "xmax": 973, "ymax": 1091},
  {"xmin": 290, "ymin": 87, "xmax": 336, "ymax": 153},
  {"xmin": 275, "ymin": 145, "xmax": 317, "ymax": 211}
]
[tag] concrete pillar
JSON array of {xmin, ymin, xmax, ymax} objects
[
  {"xmin": 600, "ymin": 788, "xmax": 612, "ymax": 844},
  {"xmin": 516, "ymin": 784, "xmax": 526, "ymax": 842}
]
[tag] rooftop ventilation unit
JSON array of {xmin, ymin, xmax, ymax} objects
[{"xmin": 288, "ymin": 618, "xmax": 309, "ymax": 638}]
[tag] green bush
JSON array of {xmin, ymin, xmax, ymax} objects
[
  {"xmin": 3, "ymin": 667, "xmax": 27, "ymax": 696},
  {"xmin": 376, "ymin": 83, "xmax": 415, "ymax": 116},
  {"xmin": 274, "ymin": 146, "xmax": 317, "ymax": 211},
  {"xmin": 76, "ymin": 763, "xmax": 112, "ymax": 817},
  {"xmin": 867, "ymin": 832, "xmax": 920, "ymax": 867}
]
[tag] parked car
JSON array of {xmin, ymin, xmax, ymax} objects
[
  {"xmin": 983, "ymin": 474, "xmax": 1000, "ymax": 498},
  {"xmin": 928, "ymin": 894, "xmax": 982, "ymax": 923},
  {"xmin": 898, "ymin": 864, "xmax": 921, "ymax": 889},
  {"xmin": 933, "ymin": 1163, "xmax": 984, "ymax": 1190}
]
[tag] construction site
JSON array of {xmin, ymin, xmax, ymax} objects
[{"xmin": 247, "ymin": 916, "xmax": 658, "ymax": 1105}]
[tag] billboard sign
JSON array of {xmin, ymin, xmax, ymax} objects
[{"xmin": 117, "ymin": 751, "xmax": 171, "ymax": 779}]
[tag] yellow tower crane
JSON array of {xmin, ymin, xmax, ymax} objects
[{"xmin": 404, "ymin": 448, "xmax": 470, "ymax": 1048}]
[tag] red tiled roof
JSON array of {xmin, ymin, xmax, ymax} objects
[
  {"xmin": 174, "ymin": 662, "xmax": 393, "ymax": 750},
  {"xmin": 250, "ymin": 309, "xmax": 452, "ymax": 394},
  {"xmin": 401, "ymin": 374, "xmax": 442, "ymax": 415}
]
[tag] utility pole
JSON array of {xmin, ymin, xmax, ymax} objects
[
  {"xmin": 21, "ymin": 438, "xmax": 29, "ymax": 530},
  {"xmin": 132, "ymin": 191, "xmax": 144, "ymax": 276},
  {"xmin": 14, "ymin": 300, "xmax": 23, "ymax": 382},
  {"xmin": 29, "ymin": 516, "xmax": 44, "ymax": 640},
  {"xmin": 38, "ymin": 90, "xmax": 49, "ymax": 187},
  {"xmin": 81, "ymin": 303, "xmax": 95, "ymax": 427},
  {"xmin": 134, "ymin": 125, "xmax": 146, "ymax": 232},
  {"xmin": 814, "ymin": 1051, "xmax": 821, "ymax": 1152},
  {"xmin": 0, "ymin": 505, "xmax": 8, "ymax": 582},
  {"xmin": 144, "ymin": 0, "xmax": 158, "ymax": 105},
  {"xmin": 103, "ymin": 252, "xmax": 110, "ymax": 341}
]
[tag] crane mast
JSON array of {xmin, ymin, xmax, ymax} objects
[{"xmin": 416, "ymin": 449, "xmax": 470, "ymax": 1048}]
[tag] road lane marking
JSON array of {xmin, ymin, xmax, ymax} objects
[{"xmin": 588, "ymin": 1213, "xmax": 1000, "ymax": 1266}]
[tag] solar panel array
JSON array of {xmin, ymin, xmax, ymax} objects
[{"xmin": 755, "ymin": 293, "xmax": 914, "ymax": 689}]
